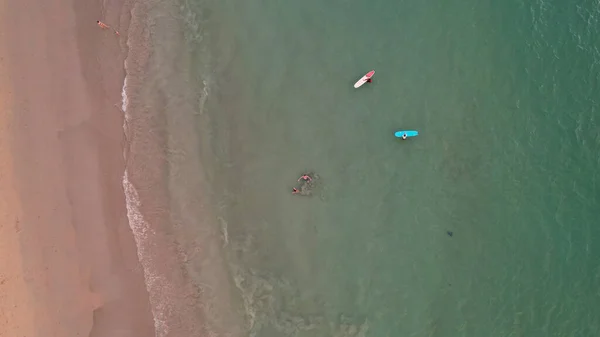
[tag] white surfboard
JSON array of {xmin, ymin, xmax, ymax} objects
[{"xmin": 353, "ymin": 70, "xmax": 375, "ymax": 88}]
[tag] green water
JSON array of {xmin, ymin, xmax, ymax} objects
[{"xmin": 180, "ymin": 0, "xmax": 600, "ymax": 335}]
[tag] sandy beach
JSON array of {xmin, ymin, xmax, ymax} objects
[{"xmin": 0, "ymin": 0, "xmax": 155, "ymax": 335}]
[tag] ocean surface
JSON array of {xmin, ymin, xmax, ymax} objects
[{"xmin": 122, "ymin": 0, "xmax": 600, "ymax": 335}]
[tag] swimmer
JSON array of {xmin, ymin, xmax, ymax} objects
[
  {"xmin": 401, "ymin": 133, "xmax": 407, "ymax": 140},
  {"xmin": 366, "ymin": 78, "xmax": 372, "ymax": 83},
  {"xmin": 298, "ymin": 174, "xmax": 312, "ymax": 182},
  {"xmin": 292, "ymin": 188, "xmax": 300, "ymax": 194}
]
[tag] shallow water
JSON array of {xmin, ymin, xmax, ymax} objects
[{"xmin": 125, "ymin": 0, "xmax": 600, "ymax": 335}]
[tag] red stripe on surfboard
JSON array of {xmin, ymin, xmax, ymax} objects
[{"xmin": 366, "ymin": 70, "xmax": 375, "ymax": 78}]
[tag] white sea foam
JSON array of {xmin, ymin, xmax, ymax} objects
[
  {"xmin": 122, "ymin": 171, "xmax": 169, "ymax": 337},
  {"xmin": 121, "ymin": 58, "xmax": 170, "ymax": 337},
  {"xmin": 121, "ymin": 75, "xmax": 129, "ymax": 114}
]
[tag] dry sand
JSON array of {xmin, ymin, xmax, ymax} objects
[
  {"xmin": 0, "ymin": 0, "xmax": 156, "ymax": 336},
  {"xmin": 0, "ymin": 13, "xmax": 35, "ymax": 336}
]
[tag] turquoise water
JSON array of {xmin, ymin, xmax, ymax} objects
[
  {"xmin": 129, "ymin": 0, "xmax": 600, "ymax": 335},
  {"xmin": 196, "ymin": 0, "xmax": 600, "ymax": 335}
]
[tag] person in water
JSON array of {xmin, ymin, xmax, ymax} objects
[
  {"xmin": 298, "ymin": 174, "xmax": 312, "ymax": 182},
  {"xmin": 292, "ymin": 187, "xmax": 300, "ymax": 194},
  {"xmin": 401, "ymin": 133, "xmax": 407, "ymax": 140},
  {"xmin": 366, "ymin": 78, "xmax": 372, "ymax": 83}
]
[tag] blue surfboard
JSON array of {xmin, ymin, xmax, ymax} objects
[{"xmin": 394, "ymin": 130, "xmax": 419, "ymax": 138}]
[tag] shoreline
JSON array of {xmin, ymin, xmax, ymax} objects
[
  {"xmin": 120, "ymin": 0, "xmax": 244, "ymax": 334},
  {"xmin": 1, "ymin": 0, "xmax": 155, "ymax": 335}
]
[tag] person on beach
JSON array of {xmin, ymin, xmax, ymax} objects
[
  {"xmin": 97, "ymin": 20, "xmax": 120, "ymax": 35},
  {"xmin": 97, "ymin": 20, "xmax": 110, "ymax": 29},
  {"xmin": 298, "ymin": 174, "xmax": 312, "ymax": 182}
]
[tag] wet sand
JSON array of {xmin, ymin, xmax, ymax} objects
[{"xmin": 1, "ymin": 0, "xmax": 155, "ymax": 336}]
